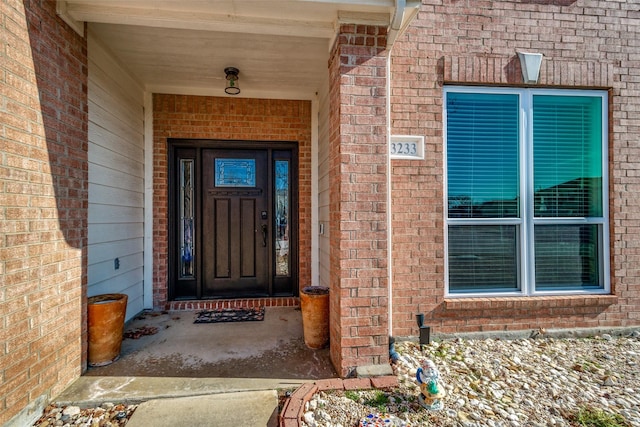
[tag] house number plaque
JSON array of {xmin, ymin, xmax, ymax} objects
[{"xmin": 390, "ymin": 135, "xmax": 424, "ymax": 160}]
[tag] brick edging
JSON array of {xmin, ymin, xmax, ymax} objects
[
  {"xmin": 165, "ymin": 297, "xmax": 299, "ymax": 311},
  {"xmin": 278, "ymin": 376, "xmax": 399, "ymax": 427}
]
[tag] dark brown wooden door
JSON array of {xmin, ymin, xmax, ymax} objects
[
  {"xmin": 170, "ymin": 141, "xmax": 297, "ymax": 300},
  {"xmin": 202, "ymin": 149, "xmax": 269, "ymax": 297}
]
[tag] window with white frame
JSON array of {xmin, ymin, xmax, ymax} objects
[{"xmin": 444, "ymin": 87, "xmax": 609, "ymax": 296}]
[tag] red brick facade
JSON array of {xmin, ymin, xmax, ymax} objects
[
  {"xmin": 152, "ymin": 95, "xmax": 312, "ymax": 308},
  {"xmin": 328, "ymin": 24, "xmax": 390, "ymax": 376},
  {"xmin": 2, "ymin": 0, "xmax": 640, "ymax": 423},
  {"xmin": 389, "ymin": 0, "xmax": 640, "ymax": 337},
  {"xmin": 0, "ymin": 0, "xmax": 88, "ymax": 424}
]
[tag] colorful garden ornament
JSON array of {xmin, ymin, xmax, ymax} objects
[{"xmin": 416, "ymin": 359, "xmax": 446, "ymax": 411}]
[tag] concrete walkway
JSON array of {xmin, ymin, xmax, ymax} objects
[
  {"xmin": 55, "ymin": 376, "xmax": 305, "ymax": 427},
  {"xmin": 55, "ymin": 376, "xmax": 306, "ymax": 407},
  {"xmin": 85, "ymin": 307, "xmax": 337, "ymax": 379},
  {"xmin": 52, "ymin": 307, "xmax": 335, "ymax": 426},
  {"xmin": 53, "ymin": 372, "xmax": 398, "ymax": 427},
  {"xmin": 126, "ymin": 391, "xmax": 279, "ymax": 427}
]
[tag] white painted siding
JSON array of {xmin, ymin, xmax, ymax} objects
[
  {"xmin": 317, "ymin": 76, "xmax": 330, "ymax": 288},
  {"xmin": 88, "ymin": 31, "xmax": 145, "ymax": 321}
]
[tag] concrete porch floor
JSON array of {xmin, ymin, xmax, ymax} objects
[{"xmin": 85, "ymin": 306, "xmax": 338, "ymax": 380}]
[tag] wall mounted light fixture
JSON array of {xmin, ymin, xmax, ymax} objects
[
  {"xmin": 224, "ymin": 67, "xmax": 240, "ymax": 95},
  {"xmin": 517, "ymin": 51, "xmax": 543, "ymax": 84}
]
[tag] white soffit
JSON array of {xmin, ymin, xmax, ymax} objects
[
  {"xmin": 58, "ymin": 0, "xmax": 420, "ymax": 98},
  {"xmin": 60, "ymin": 0, "xmax": 395, "ymax": 39}
]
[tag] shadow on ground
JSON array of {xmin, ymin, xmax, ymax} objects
[{"xmin": 85, "ymin": 306, "xmax": 338, "ymax": 380}]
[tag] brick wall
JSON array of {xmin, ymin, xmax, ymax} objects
[
  {"xmin": 152, "ymin": 95, "xmax": 312, "ymax": 308},
  {"xmin": 1, "ymin": 0, "xmax": 88, "ymax": 424},
  {"xmin": 328, "ymin": 24, "xmax": 390, "ymax": 376},
  {"xmin": 389, "ymin": 0, "xmax": 640, "ymax": 337}
]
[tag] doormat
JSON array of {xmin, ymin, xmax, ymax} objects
[{"xmin": 194, "ymin": 307, "xmax": 265, "ymax": 323}]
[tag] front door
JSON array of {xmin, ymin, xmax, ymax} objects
[
  {"xmin": 170, "ymin": 141, "xmax": 297, "ymax": 299},
  {"xmin": 203, "ymin": 149, "xmax": 268, "ymax": 297}
]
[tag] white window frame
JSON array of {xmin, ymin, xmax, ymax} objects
[{"xmin": 443, "ymin": 86, "xmax": 610, "ymax": 298}]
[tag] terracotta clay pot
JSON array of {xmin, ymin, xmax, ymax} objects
[
  {"xmin": 300, "ymin": 286, "xmax": 330, "ymax": 349},
  {"xmin": 87, "ymin": 293, "xmax": 128, "ymax": 367}
]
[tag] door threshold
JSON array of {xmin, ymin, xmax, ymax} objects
[{"xmin": 165, "ymin": 297, "xmax": 299, "ymax": 311}]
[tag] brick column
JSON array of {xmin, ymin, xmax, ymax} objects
[
  {"xmin": 1, "ymin": 0, "xmax": 88, "ymax": 423},
  {"xmin": 328, "ymin": 24, "xmax": 389, "ymax": 376}
]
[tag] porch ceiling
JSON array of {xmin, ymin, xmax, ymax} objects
[{"xmin": 59, "ymin": 0, "xmax": 420, "ymax": 100}]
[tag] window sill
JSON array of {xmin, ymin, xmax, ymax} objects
[{"xmin": 443, "ymin": 294, "xmax": 618, "ymax": 311}]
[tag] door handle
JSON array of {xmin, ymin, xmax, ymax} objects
[{"xmin": 261, "ymin": 224, "xmax": 268, "ymax": 247}]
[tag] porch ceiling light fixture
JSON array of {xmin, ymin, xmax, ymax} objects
[
  {"xmin": 224, "ymin": 67, "xmax": 241, "ymax": 95},
  {"xmin": 516, "ymin": 51, "xmax": 543, "ymax": 84}
]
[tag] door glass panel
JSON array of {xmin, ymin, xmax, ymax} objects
[
  {"xmin": 275, "ymin": 160, "xmax": 289, "ymax": 276},
  {"xmin": 215, "ymin": 158, "xmax": 256, "ymax": 187},
  {"xmin": 180, "ymin": 159, "xmax": 195, "ymax": 279}
]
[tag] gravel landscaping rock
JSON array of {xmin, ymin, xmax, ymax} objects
[
  {"xmin": 33, "ymin": 403, "xmax": 136, "ymax": 427},
  {"xmin": 303, "ymin": 332, "xmax": 640, "ymax": 427},
  {"xmin": 30, "ymin": 331, "xmax": 640, "ymax": 427}
]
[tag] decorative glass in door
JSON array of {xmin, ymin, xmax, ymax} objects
[
  {"xmin": 179, "ymin": 159, "xmax": 194, "ymax": 278},
  {"xmin": 275, "ymin": 160, "xmax": 290, "ymax": 276}
]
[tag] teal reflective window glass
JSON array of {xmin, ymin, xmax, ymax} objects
[
  {"xmin": 534, "ymin": 225, "xmax": 601, "ymax": 290},
  {"xmin": 447, "ymin": 92, "xmax": 519, "ymax": 218},
  {"xmin": 445, "ymin": 88, "xmax": 607, "ymax": 296},
  {"xmin": 533, "ymin": 95, "xmax": 603, "ymax": 217},
  {"xmin": 448, "ymin": 225, "xmax": 519, "ymax": 292}
]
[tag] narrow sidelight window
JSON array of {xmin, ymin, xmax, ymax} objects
[
  {"xmin": 275, "ymin": 160, "xmax": 290, "ymax": 277},
  {"xmin": 179, "ymin": 159, "xmax": 195, "ymax": 279}
]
